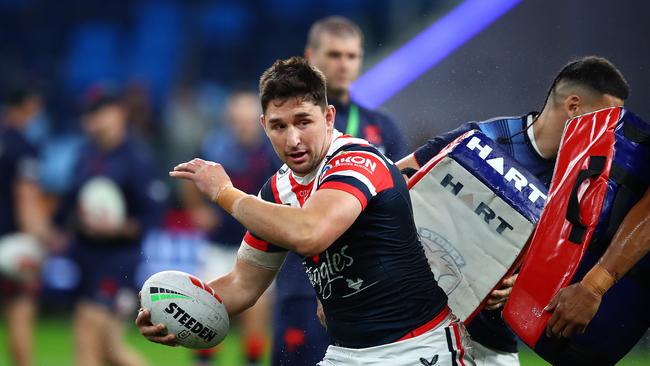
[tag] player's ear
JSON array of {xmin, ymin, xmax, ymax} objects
[
  {"xmin": 325, "ymin": 105, "xmax": 336, "ymax": 129},
  {"xmin": 564, "ymin": 94, "xmax": 582, "ymax": 118},
  {"xmin": 260, "ymin": 114, "xmax": 268, "ymax": 134},
  {"xmin": 304, "ymin": 47, "xmax": 313, "ymax": 62}
]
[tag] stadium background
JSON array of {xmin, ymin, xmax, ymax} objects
[{"xmin": 1, "ymin": 0, "xmax": 649, "ymax": 364}]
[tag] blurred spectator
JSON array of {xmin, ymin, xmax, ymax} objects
[
  {"xmin": 0, "ymin": 87, "xmax": 52, "ymax": 366},
  {"xmin": 161, "ymin": 82, "xmax": 225, "ymax": 172},
  {"xmin": 180, "ymin": 90, "xmax": 279, "ymax": 366},
  {"xmin": 124, "ymin": 80, "xmax": 157, "ymax": 142},
  {"xmin": 54, "ymin": 87, "xmax": 168, "ymax": 366},
  {"xmin": 271, "ymin": 16, "xmax": 407, "ymax": 366}
]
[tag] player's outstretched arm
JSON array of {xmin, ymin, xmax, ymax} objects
[
  {"xmin": 545, "ymin": 188, "xmax": 650, "ymax": 338},
  {"xmin": 170, "ymin": 158, "xmax": 362, "ymax": 256}
]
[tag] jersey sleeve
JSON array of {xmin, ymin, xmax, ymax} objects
[
  {"xmin": 242, "ymin": 175, "xmax": 288, "ymax": 253},
  {"xmin": 413, "ymin": 121, "xmax": 479, "ymax": 167},
  {"xmin": 317, "ymin": 148, "xmax": 394, "ymax": 209}
]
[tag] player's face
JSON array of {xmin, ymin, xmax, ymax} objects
[
  {"xmin": 307, "ymin": 33, "xmax": 362, "ymax": 95},
  {"xmin": 226, "ymin": 93, "xmax": 262, "ymax": 145},
  {"xmin": 261, "ymin": 98, "xmax": 335, "ymax": 176},
  {"xmin": 82, "ymin": 105, "xmax": 127, "ymax": 148}
]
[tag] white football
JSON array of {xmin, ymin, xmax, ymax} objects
[
  {"xmin": 78, "ymin": 176, "xmax": 126, "ymax": 227},
  {"xmin": 140, "ymin": 270, "xmax": 229, "ymax": 349},
  {"xmin": 0, "ymin": 233, "xmax": 44, "ymax": 281}
]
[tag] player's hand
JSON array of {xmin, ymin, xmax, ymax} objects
[
  {"xmin": 485, "ymin": 274, "xmax": 517, "ymax": 310},
  {"xmin": 316, "ymin": 299, "xmax": 327, "ymax": 329},
  {"xmin": 136, "ymin": 308, "xmax": 178, "ymax": 346},
  {"xmin": 544, "ymin": 282, "xmax": 601, "ymax": 339},
  {"xmin": 170, "ymin": 158, "xmax": 233, "ymax": 202}
]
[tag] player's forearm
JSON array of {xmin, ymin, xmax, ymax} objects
[
  {"xmin": 207, "ymin": 259, "xmax": 276, "ymax": 316},
  {"xmin": 230, "ymin": 193, "xmax": 322, "ymax": 255},
  {"xmin": 597, "ymin": 190, "xmax": 650, "ymax": 281},
  {"xmin": 396, "ymin": 153, "xmax": 420, "ymax": 171},
  {"xmin": 15, "ymin": 180, "xmax": 51, "ymax": 242}
]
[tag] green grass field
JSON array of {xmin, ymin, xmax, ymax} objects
[{"xmin": 1, "ymin": 316, "xmax": 648, "ymax": 365}]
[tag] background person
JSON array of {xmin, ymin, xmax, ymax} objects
[{"xmin": 55, "ymin": 87, "xmax": 168, "ymax": 366}]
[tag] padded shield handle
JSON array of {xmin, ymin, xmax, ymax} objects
[{"xmin": 566, "ymin": 156, "xmax": 607, "ymax": 244}]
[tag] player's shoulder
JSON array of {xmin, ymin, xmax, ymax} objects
[
  {"xmin": 476, "ymin": 113, "xmax": 529, "ymax": 129},
  {"xmin": 329, "ymin": 134, "xmax": 387, "ymax": 161},
  {"xmin": 320, "ymin": 134, "xmax": 393, "ymax": 182}
]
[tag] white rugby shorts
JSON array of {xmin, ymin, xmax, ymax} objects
[{"xmin": 318, "ymin": 314, "xmax": 476, "ymax": 366}]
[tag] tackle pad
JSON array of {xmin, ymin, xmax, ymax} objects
[
  {"xmin": 504, "ymin": 107, "xmax": 650, "ymax": 365},
  {"xmin": 408, "ymin": 130, "xmax": 546, "ymax": 322}
]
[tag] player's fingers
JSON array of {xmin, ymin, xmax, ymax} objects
[
  {"xmin": 135, "ymin": 308, "xmax": 152, "ymax": 326},
  {"xmin": 169, "ymin": 171, "xmax": 195, "ymax": 180},
  {"xmin": 172, "ymin": 163, "xmax": 198, "ymax": 173},
  {"xmin": 146, "ymin": 333, "xmax": 178, "ymax": 346},
  {"xmin": 490, "ymin": 287, "xmax": 512, "ymax": 300},
  {"xmin": 550, "ymin": 315, "xmax": 568, "ymax": 339},
  {"xmin": 544, "ymin": 293, "xmax": 560, "ymax": 312},
  {"xmin": 546, "ymin": 309, "xmax": 560, "ymax": 337},
  {"xmin": 577, "ymin": 324, "xmax": 588, "ymax": 335},
  {"xmin": 562, "ymin": 322, "xmax": 578, "ymax": 339},
  {"xmin": 140, "ymin": 322, "xmax": 167, "ymax": 337},
  {"xmin": 502, "ymin": 274, "xmax": 517, "ymax": 287},
  {"xmin": 484, "ymin": 301, "xmax": 504, "ymax": 310}
]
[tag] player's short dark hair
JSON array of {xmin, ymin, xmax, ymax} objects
[
  {"xmin": 307, "ymin": 16, "xmax": 363, "ymax": 50},
  {"xmin": 81, "ymin": 85, "xmax": 122, "ymax": 115},
  {"xmin": 259, "ymin": 56, "xmax": 328, "ymax": 113},
  {"xmin": 547, "ymin": 56, "xmax": 629, "ymax": 102}
]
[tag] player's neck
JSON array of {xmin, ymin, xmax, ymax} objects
[{"xmin": 533, "ymin": 109, "xmax": 565, "ymax": 159}]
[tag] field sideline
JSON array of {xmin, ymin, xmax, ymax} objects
[{"xmin": 0, "ymin": 316, "xmax": 648, "ymax": 365}]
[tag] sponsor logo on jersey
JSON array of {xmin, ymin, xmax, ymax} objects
[
  {"xmin": 465, "ymin": 136, "xmax": 547, "ymax": 205},
  {"xmin": 163, "ymin": 302, "xmax": 218, "ymax": 342},
  {"xmin": 304, "ymin": 245, "xmax": 355, "ymax": 299},
  {"xmin": 333, "ymin": 153, "xmax": 378, "ymax": 173}
]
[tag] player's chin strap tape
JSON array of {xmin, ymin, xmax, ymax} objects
[{"xmin": 566, "ymin": 156, "xmax": 607, "ymax": 244}]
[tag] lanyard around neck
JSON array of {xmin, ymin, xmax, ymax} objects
[{"xmin": 345, "ymin": 103, "xmax": 360, "ymax": 137}]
